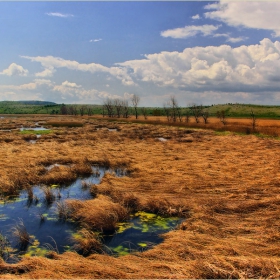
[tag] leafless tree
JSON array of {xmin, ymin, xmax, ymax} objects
[
  {"xmin": 250, "ymin": 109, "xmax": 256, "ymax": 131},
  {"xmin": 60, "ymin": 104, "xmax": 68, "ymax": 115},
  {"xmin": 217, "ymin": 110, "xmax": 227, "ymax": 125},
  {"xmin": 163, "ymin": 96, "xmax": 182, "ymax": 122},
  {"xmin": 87, "ymin": 106, "xmax": 93, "ymax": 116},
  {"xmin": 141, "ymin": 107, "xmax": 148, "ymax": 120},
  {"xmin": 114, "ymin": 99, "xmax": 123, "ymax": 118},
  {"xmin": 79, "ymin": 105, "xmax": 86, "ymax": 116},
  {"xmin": 190, "ymin": 104, "xmax": 202, "ymax": 123},
  {"xmin": 201, "ymin": 110, "xmax": 209, "ymax": 124},
  {"xmin": 121, "ymin": 99, "xmax": 129, "ymax": 118},
  {"xmin": 103, "ymin": 98, "xmax": 114, "ymax": 117},
  {"xmin": 185, "ymin": 109, "xmax": 190, "ymax": 123},
  {"xmin": 170, "ymin": 96, "xmax": 182, "ymax": 122},
  {"xmin": 163, "ymin": 103, "xmax": 171, "ymax": 122},
  {"xmin": 131, "ymin": 94, "xmax": 140, "ymax": 119}
]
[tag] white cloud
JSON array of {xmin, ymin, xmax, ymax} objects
[
  {"xmin": 226, "ymin": 36, "xmax": 247, "ymax": 43},
  {"xmin": 118, "ymin": 38, "xmax": 280, "ymax": 95},
  {"xmin": 21, "ymin": 55, "xmax": 136, "ymax": 86},
  {"xmin": 161, "ymin": 24, "xmax": 220, "ymax": 39},
  {"xmin": 35, "ymin": 67, "xmax": 55, "ymax": 77},
  {"xmin": 0, "ymin": 79, "xmax": 53, "ymax": 92},
  {"xmin": 204, "ymin": 1, "xmax": 280, "ymax": 37},
  {"xmin": 0, "ymin": 63, "xmax": 28, "ymax": 76},
  {"xmin": 46, "ymin": 12, "xmax": 74, "ymax": 18},
  {"xmin": 192, "ymin": 14, "xmax": 200, "ymax": 20},
  {"xmin": 213, "ymin": 33, "xmax": 248, "ymax": 43},
  {"xmin": 90, "ymin": 39, "xmax": 102, "ymax": 43}
]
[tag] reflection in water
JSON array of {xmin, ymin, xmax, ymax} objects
[
  {"xmin": 0, "ymin": 167, "xmax": 182, "ymax": 262},
  {"xmin": 104, "ymin": 212, "xmax": 182, "ymax": 256},
  {"xmin": 0, "ymin": 167, "xmax": 126, "ymax": 262}
]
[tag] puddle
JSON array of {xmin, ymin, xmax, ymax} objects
[
  {"xmin": 158, "ymin": 137, "xmax": 168, "ymax": 142},
  {"xmin": 20, "ymin": 127, "xmax": 48, "ymax": 131},
  {"xmin": 108, "ymin": 128, "xmax": 118, "ymax": 132},
  {"xmin": 104, "ymin": 212, "xmax": 182, "ymax": 256},
  {"xmin": 0, "ymin": 166, "xmax": 182, "ymax": 262},
  {"xmin": 0, "ymin": 166, "xmax": 126, "ymax": 262}
]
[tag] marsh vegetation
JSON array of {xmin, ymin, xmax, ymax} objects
[{"xmin": 0, "ymin": 115, "xmax": 280, "ymax": 278}]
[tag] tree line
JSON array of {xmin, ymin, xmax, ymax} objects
[{"xmin": 58, "ymin": 95, "xmax": 257, "ymax": 128}]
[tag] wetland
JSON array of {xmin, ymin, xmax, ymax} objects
[{"xmin": 0, "ymin": 115, "xmax": 280, "ymax": 278}]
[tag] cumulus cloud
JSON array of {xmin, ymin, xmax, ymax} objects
[
  {"xmin": 204, "ymin": 1, "xmax": 280, "ymax": 37},
  {"xmin": 118, "ymin": 38, "xmax": 280, "ymax": 95},
  {"xmin": 21, "ymin": 55, "xmax": 136, "ymax": 86},
  {"xmin": 161, "ymin": 24, "xmax": 220, "ymax": 39},
  {"xmin": 0, "ymin": 63, "xmax": 28, "ymax": 76},
  {"xmin": 52, "ymin": 80, "xmax": 106, "ymax": 102},
  {"xmin": 0, "ymin": 79, "xmax": 52, "ymax": 91},
  {"xmin": 46, "ymin": 12, "xmax": 74, "ymax": 18},
  {"xmin": 35, "ymin": 67, "xmax": 55, "ymax": 77},
  {"xmin": 192, "ymin": 14, "xmax": 200, "ymax": 20}
]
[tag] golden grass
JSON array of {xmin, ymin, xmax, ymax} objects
[
  {"xmin": 65, "ymin": 195, "xmax": 129, "ymax": 232},
  {"xmin": 0, "ymin": 115, "xmax": 280, "ymax": 278}
]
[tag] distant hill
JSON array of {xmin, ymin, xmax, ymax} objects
[{"xmin": 18, "ymin": 101, "xmax": 57, "ymax": 105}]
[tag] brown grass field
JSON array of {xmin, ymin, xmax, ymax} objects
[{"xmin": 1, "ymin": 115, "xmax": 280, "ymax": 278}]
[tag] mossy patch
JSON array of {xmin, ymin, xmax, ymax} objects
[{"xmin": 23, "ymin": 239, "xmax": 49, "ymax": 257}]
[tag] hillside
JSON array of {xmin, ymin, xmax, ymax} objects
[{"xmin": 0, "ymin": 101, "xmax": 280, "ymax": 119}]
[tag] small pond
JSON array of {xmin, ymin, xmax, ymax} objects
[
  {"xmin": 0, "ymin": 166, "xmax": 182, "ymax": 262},
  {"xmin": 20, "ymin": 127, "xmax": 48, "ymax": 131},
  {"xmin": 104, "ymin": 212, "xmax": 182, "ymax": 256}
]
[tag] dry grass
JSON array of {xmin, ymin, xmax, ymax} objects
[
  {"xmin": 11, "ymin": 219, "xmax": 30, "ymax": 250},
  {"xmin": 71, "ymin": 229, "xmax": 103, "ymax": 256},
  {"xmin": 65, "ymin": 195, "xmax": 129, "ymax": 232},
  {"xmin": 0, "ymin": 115, "xmax": 280, "ymax": 278}
]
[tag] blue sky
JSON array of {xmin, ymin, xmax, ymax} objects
[{"xmin": 1, "ymin": 1, "xmax": 280, "ymax": 106}]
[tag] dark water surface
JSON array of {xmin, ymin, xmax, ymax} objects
[{"xmin": 0, "ymin": 166, "xmax": 182, "ymax": 262}]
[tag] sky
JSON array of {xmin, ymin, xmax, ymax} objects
[{"xmin": 1, "ymin": 1, "xmax": 280, "ymax": 106}]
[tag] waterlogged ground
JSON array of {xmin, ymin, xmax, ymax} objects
[
  {"xmin": 104, "ymin": 212, "xmax": 182, "ymax": 256},
  {"xmin": 0, "ymin": 166, "xmax": 123, "ymax": 262},
  {"xmin": 0, "ymin": 165, "xmax": 182, "ymax": 262}
]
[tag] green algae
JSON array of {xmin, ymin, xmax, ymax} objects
[
  {"xmin": 134, "ymin": 211, "xmax": 180, "ymax": 232},
  {"xmin": 23, "ymin": 239, "xmax": 49, "ymax": 257},
  {"xmin": 112, "ymin": 245, "xmax": 130, "ymax": 256},
  {"xmin": 116, "ymin": 222, "xmax": 133, "ymax": 233}
]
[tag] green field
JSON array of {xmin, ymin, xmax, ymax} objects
[{"xmin": 1, "ymin": 101, "xmax": 280, "ymax": 119}]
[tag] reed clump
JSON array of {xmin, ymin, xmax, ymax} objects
[
  {"xmin": 11, "ymin": 219, "xmax": 30, "ymax": 249},
  {"xmin": 41, "ymin": 166, "xmax": 77, "ymax": 185},
  {"xmin": 42, "ymin": 186, "xmax": 55, "ymax": 204},
  {"xmin": 71, "ymin": 229, "xmax": 103, "ymax": 256},
  {"xmin": 65, "ymin": 195, "xmax": 128, "ymax": 232}
]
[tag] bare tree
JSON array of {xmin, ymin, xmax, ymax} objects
[
  {"xmin": 60, "ymin": 104, "xmax": 68, "ymax": 115},
  {"xmin": 163, "ymin": 103, "xmax": 171, "ymax": 122},
  {"xmin": 170, "ymin": 96, "xmax": 182, "ymax": 122},
  {"xmin": 131, "ymin": 94, "xmax": 140, "ymax": 119},
  {"xmin": 190, "ymin": 104, "xmax": 202, "ymax": 123},
  {"xmin": 141, "ymin": 107, "xmax": 148, "ymax": 119},
  {"xmin": 114, "ymin": 99, "xmax": 123, "ymax": 118},
  {"xmin": 250, "ymin": 109, "xmax": 256, "ymax": 131},
  {"xmin": 121, "ymin": 99, "xmax": 129, "ymax": 118},
  {"xmin": 201, "ymin": 110, "xmax": 209, "ymax": 124},
  {"xmin": 79, "ymin": 105, "xmax": 86, "ymax": 116},
  {"xmin": 103, "ymin": 98, "xmax": 114, "ymax": 117},
  {"xmin": 87, "ymin": 106, "xmax": 93, "ymax": 116},
  {"xmin": 217, "ymin": 110, "xmax": 227, "ymax": 125}
]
